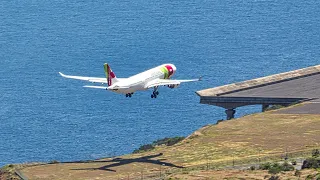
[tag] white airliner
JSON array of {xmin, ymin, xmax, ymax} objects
[{"xmin": 59, "ymin": 63, "xmax": 200, "ymax": 98}]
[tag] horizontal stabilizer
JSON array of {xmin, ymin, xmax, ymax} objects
[{"xmin": 83, "ymin": 85, "xmax": 108, "ymax": 90}]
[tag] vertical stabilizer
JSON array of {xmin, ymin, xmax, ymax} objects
[{"xmin": 104, "ymin": 63, "xmax": 118, "ymax": 86}]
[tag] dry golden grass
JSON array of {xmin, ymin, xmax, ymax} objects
[
  {"xmin": 168, "ymin": 169, "xmax": 319, "ymax": 180},
  {"xmin": 19, "ymin": 105, "xmax": 320, "ymax": 179}
]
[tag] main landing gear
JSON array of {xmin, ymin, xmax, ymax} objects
[
  {"xmin": 125, "ymin": 93, "xmax": 133, "ymax": 98},
  {"xmin": 151, "ymin": 91, "xmax": 159, "ymax": 98},
  {"xmin": 151, "ymin": 86, "xmax": 159, "ymax": 98}
]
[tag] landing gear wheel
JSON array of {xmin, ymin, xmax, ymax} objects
[
  {"xmin": 126, "ymin": 94, "xmax": 129, "ymax": 97},
  {"xmin": 129, "ymin": 93, "xmax": 132, "ymax": 97},
  {"xmin": 152, "ymin": 91, "xmax": 159, "ymax": 98}
]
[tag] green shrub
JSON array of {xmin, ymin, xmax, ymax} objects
[
  {"xmin": 259, "ymin": 162, "xmax": 272, "ymax": 170},
  {"xmin": 306, "ymin": 174, "xmax": 314, "ymax": 180},
  {"xmin": 152, "ymin": 137, "xmax": 184, "ymax": 146},
  {"xmin": 305, "ymin": 174, "xmax": 320, "ymax": 180},
  {"xmin": 302, "ymin": 157, "xmax": 320, "ymax": 169},
  {"xmin": 294, "ymin": 170, "xmax": 301, "ymax": 177},
  {"xmin": 268, "ymin": 163, "xmax": 282, "ymax": 174},
  {"xmin": 259, "ymin": 161, "xmax": 294, "ymax": 174},
  {"xmin": 133, "ymin": 136, "xmax": 185, "ymax": 153},
  {"xmin": 133, "ymin": 144, "xmax": 154, "ymax": 154},
  {"xmin": 281, "ymin": 161, "xmax": 294, "ymax": 171},
  {"xmin": 268, "ymin": 175, "xmax": 280, "ymax": 180},
  {"xmin": 312, "ymin": 149, "xmax": 320, "ymax": 158}
]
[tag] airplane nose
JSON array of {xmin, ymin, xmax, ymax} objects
[
  {"xmin": 172, "ymin": 65, "xmax": 177, "ymax": 73},
  {"xmin": 164, "ymin": 64, "xmax": 176, "ymax": 78},
  {"xmin": 172, "ymin": 65, "xmax": 176, "ymax": 71}
]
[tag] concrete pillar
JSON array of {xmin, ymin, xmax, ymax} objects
[
  {"xmin": 262, "ymin": 104, "xmax": 269, "ymax": 112},
  {"xmin": 225, "ymin": 109, "xmax": 236, "ymax": 120}
]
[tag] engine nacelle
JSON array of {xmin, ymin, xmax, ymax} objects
[{"xmin": 167, "ymin": 84, "xmax": 179, "ymax": 89}]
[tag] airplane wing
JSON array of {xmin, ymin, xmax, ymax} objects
[
  {"xmin": 145, "ymin": 77, "xmax": 201, "ymax": 89},
  {"xmin": 59, "ymin": 72, "xmax": 108, "ymax": 84}
]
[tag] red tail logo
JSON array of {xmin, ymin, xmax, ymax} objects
[
  {"xmin": 108, "ymin": 66, "xmax": 116, "ymax": 86},
  {"xmin": 104, "ymin": 63, "xmax": 117, "ymax": 86}
]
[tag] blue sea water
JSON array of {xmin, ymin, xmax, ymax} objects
[{"xmin": 0, "ymin": 0, "xmax": 319, "ymax": 166}]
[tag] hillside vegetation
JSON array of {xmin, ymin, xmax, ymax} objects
[{"xmin": 11, "ymin": 105, "xmax": 320, "ymax": 179}]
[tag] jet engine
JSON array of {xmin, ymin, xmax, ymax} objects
[{"xmin": 167, "ymin": 84, "xmax": 179, "ymax": 89}]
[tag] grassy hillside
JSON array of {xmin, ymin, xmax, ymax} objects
[
  {"xmin": 9, "ymin": 105, "xmax": 320, "ymax": 179},
  {"xmin": 168, "ymin": 169, "xmax": 320, "ymax": 180}
]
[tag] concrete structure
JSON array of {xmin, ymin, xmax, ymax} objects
[{"xmin": 196, "ymin": 65, "xmax": 320, "ymax": 120}]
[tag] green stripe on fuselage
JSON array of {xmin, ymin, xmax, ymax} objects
[{"xmin": 160, "ymin": 67, "xmax": 169, "ymax": 79}]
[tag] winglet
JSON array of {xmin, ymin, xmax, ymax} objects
[
  {"xmin": 59, "ymin": 72, "xmax": 66, "ymax": 77},
  {"xmin": 199, "ymin": 76, "xmax": 203, "ymax": 81}
]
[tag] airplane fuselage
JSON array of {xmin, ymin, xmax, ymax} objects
[{"xmin": 108, "ymin": 64, "xmax": 176, "ymax": 94}]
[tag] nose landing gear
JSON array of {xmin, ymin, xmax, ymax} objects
[{"xmin": 125, "ymin": 93, "xmax": 133, "ymax": 98}]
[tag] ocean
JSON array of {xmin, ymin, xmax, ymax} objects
[{"xmin": 0, "ymin": 0, "xmax": 319, "ymax": 166}]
